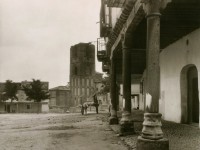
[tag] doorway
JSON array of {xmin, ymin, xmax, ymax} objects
[
  {"xmin": 181, "ymin": 65, "xmax": 199, "ymax": 124},
  {"xmin": 131, "ymin": 94, "xmax": 139, "ymax": 110}
]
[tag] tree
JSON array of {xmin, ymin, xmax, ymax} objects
[
  {"xmin": 3, "ymin": 80, "xmax": 18, "ymax": 101},
  {"xmin": 99, "ymin": 76, "xmax": 110, "ymax": 94},
  {"xmin": 3, "ymin": 80, "xmax": 18, "ymax": 113},
  {"xmin": 23, "ymin": 79, "xmax": 49, "ymax": 102}
]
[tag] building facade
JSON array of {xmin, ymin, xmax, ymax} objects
[
  {"xmin": 70, "ymin": 43, "xmax": 103, "ymax": 106},
  {"xmin": 49, "ymin": 86, "xmax": 71, "ymax": 112},
  {"xmin": 98, "ymin": 0, "xmax": 200, "ymax": 148},
  {"xmin": 0, "ymin": 81, "xmax": 49, "ymax": 113},
  {"xmin": 159, "ymin": 29, "xmax": 200, "ymax": 125}
]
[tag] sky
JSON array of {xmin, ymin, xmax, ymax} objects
[{"xmin": 0, "ymin": 0, "xmax": 102, "ymax": 88}]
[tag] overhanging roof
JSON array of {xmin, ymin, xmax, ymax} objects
[
  {"xmin": 107, "ymin": 0, "xmax": 200, "ymax": 74},
  {"xmin": 107, "ymin": 0, "xmax": 127, "ymax": 8},
  {"xmin": 109, "ymin": 0, "xmax": 200, "ymax": 58}
]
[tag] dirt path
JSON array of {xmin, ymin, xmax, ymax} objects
[{"xmin": 0, "ymin": 113, "xmax": 128, "ymax": 150}]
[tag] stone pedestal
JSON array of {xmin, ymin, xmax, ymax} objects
[
  {"xmin": 142, "ymin": 113, "xmax": 163, "ymax": 140},
  {"xmin": 120, "ymin": 111, "xmax": 134, "ymax": 135},
  {"xmin": 109, "ymin": 116, "xmax": 119, "ymax": 125},
  {"xmin": 109, "ymin": 106, "xmax": 118, "ymax": 125},
  {"xmin": 137, "ymin": 136, "xmax": 169, "ymax": 150}
]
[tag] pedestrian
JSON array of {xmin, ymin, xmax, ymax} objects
[{"xmin": 93, "ymin": 94, "xmax": 99, "ymax": 114}]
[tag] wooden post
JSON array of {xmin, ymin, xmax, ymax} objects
[
  {"xmin": 120, "ymin": 33, "xmax": 134, "ymax": 135},
  {"xmin": 109, "ymin": 57, "xmax": 118, "ymax": 124},
  {"xmin": 137, "ymin": 0, "xmax": 169, "ymax": 149}
]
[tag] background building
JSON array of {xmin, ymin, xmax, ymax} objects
[
  {"xmin": 0, "ymin": 81, "xmax": 49, "ymax": 113},
  {"xmin": 49, "ymin": 86, "xmax": 71, "ymax": 112},
  {"xmin": 70, "ymin": 43, "xmax": 103, "ymax": 106}
]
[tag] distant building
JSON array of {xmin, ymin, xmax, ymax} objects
[
  {"xmin": 0, "ymin": 81, "xmax": 49, "ymax": 113},
  {"xmin": 70, "ymin": 43, "xmax": 103, "ymax": 106},
  {"xmin": 49, "ymin": 86, "xmax": 71, "ymax": 112}
]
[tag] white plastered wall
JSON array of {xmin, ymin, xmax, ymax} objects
[
  {"xmin": 160, "ymin": 28, "xmax": 200, "ymax": 127},
  {"xmin": 120, "ymin": 83, "xmax": 142, "ymax": 110}
]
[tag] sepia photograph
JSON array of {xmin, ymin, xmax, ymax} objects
[{"xmin": 0, "ymin": 0, "xmax": 199, "ymax": 150}]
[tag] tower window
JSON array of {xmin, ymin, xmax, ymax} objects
[
  {"xmin": 27, "ymin": 104, "xmax": 31, "ymax": 109},
  {"xmin": 74, "ymin": 67, "xmax": 78, "ymax": 75}
]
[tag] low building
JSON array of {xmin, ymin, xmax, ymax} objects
[
  {"xmin": 0, "ymin": 80, "xmax": 49, "ymax": 113},
  {"xmin": 49, "ymin": 86, "xmax": 71, "ymax": 113},
  {"xmin": 0, "ymin": 101, "xmax": 48, "ymax": 113}
]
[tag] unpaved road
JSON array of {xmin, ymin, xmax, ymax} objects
[{"xmin": 0, "ymin": 113, "xmax": 128, "ymax": 150}]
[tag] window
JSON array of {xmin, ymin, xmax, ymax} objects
[
  {"xmin": 27, "ymin": 104, "xmax": 31, "ymax": 109},
  {"xmin": 71, "ymin": 78, "xmax": 74, "ymax": 87},
  {"xmin": 75, "ymin": 78, "xmax": 76, "ymax": 87},
  {"xmin": 91, "ymin": 79, "xmax": 94, "ymax": 86},
  {"xmin": 82, "ymin": 78, "xmax": 85, "ymax": 86},
  {"xmin": 74, "ymin": 67, "xmax": 78, "ymax": 75},
  {"xmin": 71, "ymin": 88, "xmax": 73, "ymax": 95},
  {"xmin": 87, "ymin": 88, "xmax": 89, "ymax": 96},
  {"xmin": 87, "ymin": 79, "xmax": 89, "ymax": 86},
  {"xmin": 78, "ymin": 88, "xmax": 80, "ymax": 96},
  {"xmin": 78, "ymin": 78, "xmax": 80, "ymax": 86}
]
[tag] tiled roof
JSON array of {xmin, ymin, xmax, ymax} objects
[
  {"xmin": 49, "ymin": 86, "xmax": 70, "ymax": 91},
  {"xmin": 107, "ymin": 0, "xmax": 135, "ymax": 50}
]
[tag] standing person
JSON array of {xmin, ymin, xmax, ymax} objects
[
  {"xmin": 81, "ymin": 105, "xmax": 84, "ymax": 115},
  {"xmin": 93, "ymin": 94, "xmax": 99, "ymax": 114}
]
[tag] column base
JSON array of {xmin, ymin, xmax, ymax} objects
[
  {"xmin": 120, "ymin": 111, "xmax": 134, "ymax": 136},
  {"xmin": 142, "ymin": 113, "xmax": 163, "ymax": 140},
  {"xmin": 109, "ymin": 107, "xmax": 118, "ymax": 125},
  {"xmin": 137, "ymin": 136, "xmax": 169, "ymax": 150},
  {"xmin": 109, "ymin": 116, "xmax": 119, "ymax": 125}
]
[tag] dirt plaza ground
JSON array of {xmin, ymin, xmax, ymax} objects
[
  {"xmin": 0, "ymin": 111, "xmax": 199, "ymax": 150},
  {"xmin": 0, "ymin": 112, "xmax": 128, "ymax": 150}
]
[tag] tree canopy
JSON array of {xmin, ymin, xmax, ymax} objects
[
  {"xmin": 99, "ymin": 76, "xmax": 110, "ymax": 94},
  {"xmin": 3, "ymin": 80, "xmax": 18, "ymax": 101},
  {"xmin": 23, "ymin": 79, "xmax": 49, "ymax": 102}
]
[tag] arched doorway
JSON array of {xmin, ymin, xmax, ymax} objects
[{"xmin": 180, "ymin": 65, "xmax": 199, "ymax": 124}]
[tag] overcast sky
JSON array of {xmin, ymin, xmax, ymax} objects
[{"xmin": 0, "ymin": 0, "xmax": 102, "ymax": 88}]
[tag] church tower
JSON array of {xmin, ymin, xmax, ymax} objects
[{"xmin": 70, "ymin": 43, "xmax": 96, "ymax": 106}]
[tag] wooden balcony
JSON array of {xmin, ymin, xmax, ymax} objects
[
  {"xmin": 97, "ymin": 50, "xmax": 107, "ymax": 62},
  {"xmin": 100, "ymin": 23, "xmax": 112, "ymax": 38},
  {"xmin": 102, "ymin": 61, "xmax": 110, "ymax": 72}
]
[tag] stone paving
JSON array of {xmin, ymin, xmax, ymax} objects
[{"xmin": 104, "ymin": 110, "xmax": 200, "ymax": 150}]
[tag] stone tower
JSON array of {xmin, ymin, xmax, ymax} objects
[{"xmin": 70, "ymin": 43, "xmax": 96, "ymax": 106}]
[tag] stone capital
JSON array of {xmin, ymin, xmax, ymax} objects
[{"xmin": 141, "ymin": 0, "xmax": 169, "ymax": 16}]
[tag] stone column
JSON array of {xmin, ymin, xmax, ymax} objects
[
  {"xmin": 109, "ymin": 57, "xmax": 119, "ymax": 124},
  {"xmin": 120, "ymin": 33, "xmax": 134, "ymax": 135},
  {"xmin": 137, "ymin": 0, "xmax": 169, "ymax": 150}
]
